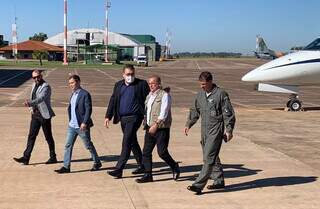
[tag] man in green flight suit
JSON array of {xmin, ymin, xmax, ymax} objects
[{"xmin": 184, "ymin": 71, "xmax": 236, "ymax": 194}]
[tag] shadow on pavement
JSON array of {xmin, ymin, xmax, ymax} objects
[
  {"xmin": 174, "ymin": 164, "xmax": 262, "ymax": 182},
  {"xmin": 0, "ymin": 69, "xmax": 32, "ymax": 87},
  {"xmin": 272, "ymin": 106, "xmax": 320, "ymax": 111},
  {"xmin": 69, "ymin": 167, "xmax": 113, "ymax": 174},
  {"xmin": 27, "ymin": 155, "xmax": 131, "ymax": 166},
  {"xmin": 302, "ymin": 106, "xmax": 320, "ymax": 111},
  {"xmin": 202, "ymin": 176, "xmax": 318, "ymax": 194}
]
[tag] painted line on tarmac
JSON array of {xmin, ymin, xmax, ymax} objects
[
  {"xmin": 95, "ymin": 67, "xmax": 259, "ymax": 109},
  {"xmin": 195, "ymin": 61, "xmax": 201, "ymax": 70},
  {"xmin": 119, "ymin": 179, "xmax": 150, "ymax": 209},
  {"xmin": 230, "ymin": 100, "xmax": 254, "ymax": 108},
  {"xmin": 134, "ymin": 73, "xmax": 198, "ymax": 94},
  {"xmin": 301, "ymin": 101, "xmax": 319, "ymax": 107},
  {"xmin": 0, "ymin": 70, "xmax": 29, "ymax": 86},
  {"xmin": 95, "ymin": 69, "xmax": 119, "ymax": 81},
  {"xmin": 118, "ymin": 180, "xmax": 137, "ymax": 209},
  {"xmin": 0, "ymin": 68, "xmax": 57, "ymax": 110},
  {"xmin": 137, "ymin": 70, "xmax": 253, "ymax": 108},
  {"xmin": 230, "ymin": 87, "xmax": 319, "ymax": 108},
  {"xmin": 136, "ymin": 67, "xmax": 197, "ymax": 82}
]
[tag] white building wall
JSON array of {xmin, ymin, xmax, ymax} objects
[{"xmin": 45, "ymin": 28, "xmax": 140, "ymax": 47}]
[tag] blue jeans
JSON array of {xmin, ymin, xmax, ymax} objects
[{"xmin": 63, "ymin": 126, "xmax": 101, "ymax": 169}]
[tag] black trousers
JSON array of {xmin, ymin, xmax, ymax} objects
[
  {"xmin": 115, "ymin": 115, "xmax": 143, "ymax": 170},
  {"xmin": 142, "ymin": 128, "xmax": 176, "ymax": 173},
  {"xmin": 23, "ymin": 113, "xmax": 56, "ymax": 160}
]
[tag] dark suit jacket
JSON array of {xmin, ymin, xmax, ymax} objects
[
  {"xmin": 68, "ymin": 88, "xmax": 94, "ymax": 128},
  {"xmin": 105, "ymin": 78, "xmax": 149, "ymax": 124}
]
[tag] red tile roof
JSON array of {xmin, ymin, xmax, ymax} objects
[{"xmin": 0, "ymin": 40, "xmax": 63, "ymax": 52}]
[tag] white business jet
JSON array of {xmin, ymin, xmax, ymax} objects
[{"xmin": 242, "ymin": 37, "xmax": 320, "ymax": 111}]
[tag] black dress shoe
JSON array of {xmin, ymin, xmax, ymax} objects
[
  {"xmin": 91, "ymin": 162, "xmax": 102, "ymax": 171},
  {"xmin": 54, "ymin": 167, "xmax": 70, "ymax": 174},
  {"xmin": 207, "ymin": 182, "xmax": 225, "ymax": 190},
  {"xmin": 172, "ymin": 163, "xmax": 180, "ymax": 181},
  {"xmin": 45, "ymin": 157, "xmax": 57, "ymax": 164},
  {"xmin": 132, "ymin": 166, "xmax": 145, "ymax": 174},
  {"xmin": 107, "ymin": 169, "xmax": 123, "ymax": 178},
  {"xmin": 187, "ymin": 185, "xmax": 202, "ymax": 195},
  {"xmin": 136, "ymin": 174, "xmax": 153, "ymax": 183},
  {"xmin": 13, "ymin": 157, "xmax": 29, "ymax": 165}
]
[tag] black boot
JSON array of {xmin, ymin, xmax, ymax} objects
[
  {"xmin": 107, "ymin": 169, "xmax": 123, "ymax": 178},
  {"xmin": 207, "ymin": 180, "xmax": 225, "ymax": 190},
  {"xmin": 172, "ymin": 162, "xmax": 180, "ymax": 181},
  {"xmin": 13, "ymin": 157, "xmax": 29, "ymax": 165},
  {"xmin": 45, "ymin": 156, "xmax": 58, "ymax": 164},
  {"xmin": 54, "ymin": 167, "xmax": 70, "ymax": 174},
  {"xmin": 132, "ymin": 165, "xmax": 145, "ymax": 174},
  {"xmin": 187, "ymin": 185, "xmax": 202, "ymax": 195},
  {"xmin": 136, "ymin": 173, "xmax": 153, "ymax": 183}
]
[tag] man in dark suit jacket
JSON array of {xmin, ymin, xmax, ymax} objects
[
  {"xmin": 55, "ymin": 75, "xmax": 102, "ymax": 173},
  {"xmin": 105, "ymin": 64, "xmax": 149, "ymax": 178}
]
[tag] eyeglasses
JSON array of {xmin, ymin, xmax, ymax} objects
[{"xmin": 32, "ymin": 75, "xmax": 41, "ymax": 79}]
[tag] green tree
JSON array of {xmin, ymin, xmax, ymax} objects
[
  {"xmin": 29, "ymin": 32, "xmax": 48, "ymax": 41},
  {"xmin": 32, "ymin": 50, "xmax": 48, "ymax": 66}
]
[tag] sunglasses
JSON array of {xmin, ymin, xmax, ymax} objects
[{"xmin": 32, "ymin": 75, "xmax": 41, "ymax": 79}]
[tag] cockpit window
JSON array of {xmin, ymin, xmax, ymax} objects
[{"xmin": 304, "ymin": 38, "xmax": 320, "ymax": 50}]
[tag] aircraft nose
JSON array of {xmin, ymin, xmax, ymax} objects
[{"xmin": 241, "ymin": 70, "xmax": 258, "ymax": 82}]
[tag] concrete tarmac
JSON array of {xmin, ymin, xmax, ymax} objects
[
  {"xmin": 0, "ymin": 58, "xmax": 319, "ymax": 209},
  {"xmin": 1, "ymin": 107, "xmax": 319, "ymax": 209}
]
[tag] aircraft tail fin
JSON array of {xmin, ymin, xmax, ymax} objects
[
  {"xmin": 255, "ymin": 35, "xmax": 282, "ymax": 59},
  {"xmin": 256, "ymin": 35, "xmax": 270, "ymax": 53}
]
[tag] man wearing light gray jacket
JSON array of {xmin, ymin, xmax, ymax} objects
[{"xmin": 13, "ymin": 70, "xmax": 57, "ymax": 165}]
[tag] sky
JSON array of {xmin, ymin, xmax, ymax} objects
[{"xmin": 0, "ymin": 0, "xmax": 320, "ymax": 54}]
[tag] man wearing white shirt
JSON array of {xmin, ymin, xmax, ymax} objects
[{"xmin": 136, "ymin": 75, "xmax": 180, "ymax": 183}]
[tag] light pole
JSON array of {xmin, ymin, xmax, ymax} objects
[
  {"xmin": 12, "ymin": 17, "xmax": 18, "ymax": 62},
  {"xmin": 63, "ymin": 0, "xmax": 68, "ymax": 65},
  {"xmin": 104, "ymin": 0, "xmax": 111, "ymax": 63}
]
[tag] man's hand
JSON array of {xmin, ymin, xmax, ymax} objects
[
  {"xmin": 23, "ymin": 99, "xmax": 30, "ymax": 107},
  {"xmin": 148, "ymin": 124, "xmax": 158, "ymax": 135},
  {"xmin": 184, "ymin": 127, "xmax": 190, "ymax": 136},
  {"xmin": 104, "ymin": 118, "xmax": 110, "ymax": 128},
  {"xmin": 224, "ymin": 132, "xmax": 233, "ymax": 142},
  {"xmin": 80, "ymin": 123, "xmax": 87, "ymax": 132}
]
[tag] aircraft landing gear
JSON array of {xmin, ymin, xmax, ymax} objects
[{"xmin": 286, "ymin": 94, "xmax": 302, "ymax": 111}]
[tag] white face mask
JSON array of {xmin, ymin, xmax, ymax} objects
[{"xmin": 125, "ymin": 75, "xmax": 135, "ymax": 84}]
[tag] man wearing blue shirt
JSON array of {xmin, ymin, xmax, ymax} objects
[
  {"xmin": 105, "ymin": 64, "xmax": 149, "ymax": 178},
  {"xmin": 55, "ymin": 75, "xmax": 102, "ymax": 173}
]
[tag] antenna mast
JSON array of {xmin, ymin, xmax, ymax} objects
[
  {"xmin": 63, "ymin": 0, "xmax": 68, "ymax": 65},
  {"xmin": 12, "ymin": 14, "xmax": 18, "ymax": 62},
  {"xmin": 104, "ymin": 0, "xmax": 111, "ymax": 63}
]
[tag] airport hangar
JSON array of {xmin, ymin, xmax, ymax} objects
[{"xmin": 44, "ymin": 28, "xmax": 162, "ymax": 62}]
